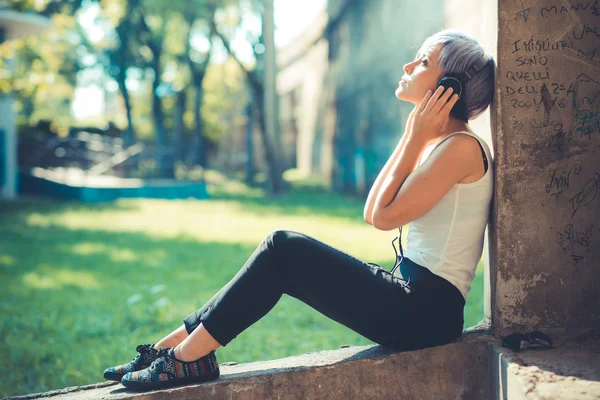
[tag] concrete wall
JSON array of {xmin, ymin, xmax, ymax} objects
[
  {"xmin": 276, "ymin": 12, "xmax": 329, "ymax": 176},
  {"xmin": 494, "ymin": 0, "xmax": 600, "ymax": 338}
]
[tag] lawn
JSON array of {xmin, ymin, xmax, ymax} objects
[{"xmin": 0, "ymin": 173, "xmax": 484, "ymax": 397}]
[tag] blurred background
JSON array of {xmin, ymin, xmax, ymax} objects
[{"xmin": 0, "ymin": 0, "xmax": 495, "ymax": 396}]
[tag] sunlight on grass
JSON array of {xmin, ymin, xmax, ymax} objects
[
  {"xmin": 23, "ymin": 266, "xmax": 101, "ymax": 289},
  {"xmin": 0, "ymin": 254, "xmax": 15, "ymax": 265},
  {"xmin": 20, "ymin": 199, "xmax": 376, "ymax": 247},
  {"xmin": 69, "ymin": 242, "xmax": 139, "ymax": 262},
  {"xmin": 70, "ymin": 242, "xmax": 109, "ymax": 255},
  {"xmin": 25, "ymin": 212, "xmax": 53, "ymax": 227},
  {"xmin": 1, "ymin": 172, "xmax": 486, "ymax": 397}
]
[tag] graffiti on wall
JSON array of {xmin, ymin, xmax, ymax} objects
[{"xmin": 507, "ymin": 1, "xmax": 598, "ymax": 265}]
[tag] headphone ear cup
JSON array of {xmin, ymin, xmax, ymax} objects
[
  {"xmin": 437, "ymin": 75, "xmax": 468, "ymax": 121},
  {"xmin": 437, "ymin": 76, "xmax": 463, "ymax": 98}
]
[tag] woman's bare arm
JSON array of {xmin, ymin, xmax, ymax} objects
[{"xmin": 364, "ymin": 109, "xmax": 416, "ymax": 225}]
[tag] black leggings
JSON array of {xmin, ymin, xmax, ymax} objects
[{"xmin": 183, "ymin": 229, "xmax": 466, "ymax": 351}]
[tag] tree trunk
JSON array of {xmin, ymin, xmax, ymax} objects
[
  {"xmin": 115, "ymin": 16, "xmax": 137, "ymax": 148},
  {"xmin": 213, "ymin": 28, "xmax": 286, "ymax": 195},
  {"xmin": 192, "ymin": 80, "xmax": 206, "ymax": 168},
  {"xmin": 174, "ymin": 89, "xmax": 186, "ymax": 164},
  {"xmin": 245, "ymin": 102, "xmax": 255, "ymax": 185},
  {"xmin": 253, "ymin": 86, "xmax": 286, "ymax": 194},
  {"xmin": 150, "ymin": 54, "xmax": 172, "ymax": 178},
  {"xmin": 181, "ymin": 9, "xmax": 214, "ymax": 173},
  {"xmin": 117, "ymin": 74, "xmax": 136, "ymax": 147},
  {"xmin": 137, "ymin": 13, "xmax": 173, "ymax": 179}
]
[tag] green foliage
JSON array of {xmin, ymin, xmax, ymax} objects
[
  {"xmin": 3, "ymin": 0, "xmax": 253, "ymax": 149},
  {"xmin": 0, "ymin": 8, "xmax": 88, "ymax": 133},
  {"xmin": 5, "ymin": 0, "xmax": 44, "ymax": 12},
  {"xmin": 0, "ymin": 173, "xmax": 485, "ymax": 397},
  {"xmin": 201, "ymin": 58, "xmax": 248, "ymax": 143},
  {"xmin": 6, "ymin": 0, "xmax": 85, "ymax": 14}
]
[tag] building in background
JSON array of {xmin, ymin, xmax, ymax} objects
[
  {"xmin": 276, "ymin": 0, "xmax": 496, "ymax": 195},
  {"xmin": 0, "ymin": 5, "xmax": 51, "ymax": 199},
  {"xmin": 323, "ymin": 0, "xmax": 448, "ymax": 194},
  {"xmin": 276, "ymin": 9, "xmax": 329, "ymax": 176}
]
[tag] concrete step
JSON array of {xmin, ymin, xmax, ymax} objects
[{"xmin": 494, "ymin": 333, "xmax": 600, "ymax": 400}]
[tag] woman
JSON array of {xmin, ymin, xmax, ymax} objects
[{"xmin": 103, "ymin": 29, "xmax": 495, "ymax": 391}]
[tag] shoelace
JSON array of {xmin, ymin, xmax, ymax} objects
[
  {"xmin": 367, "ymin": 227, "xmax": 411, "ymax": 289},
  {"xmin": 133, "ymin": 343, "xmax": 158, "ymax": 364},
  {"xmin": 156, "ymin": 347, "xmax": 171, "ymax": 358},
  {"xmin": 136, "ymin": 343, "xmax": 156, "ymax": 354},
  {"xmin": 148, "ymin": 348, "xmax": 172, "ymax": 371}
]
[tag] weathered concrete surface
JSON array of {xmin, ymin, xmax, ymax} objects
[
  {"xmin": 7, "ymin": 332, "xmax": 600, "ymax": 400},
  {"xmin": 494, "ymin": 333, "xmax": 600, "ymax": 400},
  {"xmin": 7, "ymin": 333, "xmax": 492, "ymax": 400},
  {"xmin": 494, "ymin": 0, "xmax": 600, "ymax": 339}
]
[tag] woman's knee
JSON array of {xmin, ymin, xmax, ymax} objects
[
  {"xmin": 266, "ymin": 229, "xmax": 294, "ymax": 249},
  {"xmin": 265, "ymin": 229, "xmax": 306, "ymax": 265}
]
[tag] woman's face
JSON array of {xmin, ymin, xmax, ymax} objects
[{"xmin": 395, "ymin": 43, "xmax": 445, "ymax": 105}]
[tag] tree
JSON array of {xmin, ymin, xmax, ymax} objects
[
  {"xmin": 1, "ymin": 2, "xmax": 89, "ymax": 133},
  {"xmin": 103, "ymin": 0, "xmax": 141, "ymax": 147},
  {"xmin": 124, "ymin": 0, "xmax": 219, "ymax": 177},
  {"xmin": 211, "ymin": 1, "xmax": 286, "ymax": 194},
  {"xmin": 180, "ymin": 1, "xmax": 217, "ymax": 169}
]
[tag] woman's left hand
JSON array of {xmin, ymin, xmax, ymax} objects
[{"xmin": 410, "ymin": 86, "xmax": 460, "ymax": 145}]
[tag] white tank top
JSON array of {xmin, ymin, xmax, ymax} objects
[{"xmin": 404, "ymin": 131, "xmax": 494, "ymax": 302}]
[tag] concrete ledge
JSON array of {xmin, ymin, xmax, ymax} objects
[
  {"xmin": 494, "ymin": 333, "xmax": 600, "ymax": 400},
  {"xmin": 8, "ymin": 333, "xmax": 492, "ymax": 400},
  {"xmin": 7, "ymin": 332, "xmax": 600, "ymax": 399}
]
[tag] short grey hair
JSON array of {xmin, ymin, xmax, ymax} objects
[{"xmin": 416, "ymin": 29, "xmax": 495, "ymax": 122}]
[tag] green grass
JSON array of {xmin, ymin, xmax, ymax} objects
[{"xmin": 0, "ymin": 172, "xmax": 484, "ymax": 398}]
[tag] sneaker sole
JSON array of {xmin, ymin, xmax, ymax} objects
[
  {"xmin": 104, "ymin": 371, "xmax": 124, "ymax": 382},
  {"xmin": 121, "ymin": 371, "xmax": 220, "ymax": 391},
  {"xmin": 104, "ymin": 364, "xmax": 153, "ymax": 382}
]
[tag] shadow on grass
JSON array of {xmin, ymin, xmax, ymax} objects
[
  {"xmin": 0, "ymin": 208, "xmax": 255, "ymax": 397},
  {"xmin": 0, "ymin": 206, "xmax": 391, "ymax": 398},
  {"xmin": 0, "ymin": 194, "xmax": 484, "ymax": 397}
]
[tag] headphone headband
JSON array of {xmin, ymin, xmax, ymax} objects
[{"xmin": 464, "ymin": 53, "xmax": 491, "ymax": 80}]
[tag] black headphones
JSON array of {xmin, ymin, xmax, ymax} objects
[{"xmin": 436, "ymin": 53, "xmax": 492, "ymax": 121}]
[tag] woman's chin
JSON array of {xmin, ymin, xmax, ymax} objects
[
  {"xmin": 395, "ymin": 89, "xmax": 409, "ymax": 102},
  {"xmin": 395, "ymin": 90, "xmax": 418, "ymax": 105}
]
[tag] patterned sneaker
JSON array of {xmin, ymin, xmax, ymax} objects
[
  {"xmin": 121, "ymin": 347, "xmax": 220, "ymax": 391},
  {"xmin": 103, "ymin": 343, "xmax": 160, "ymax": 381}
]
